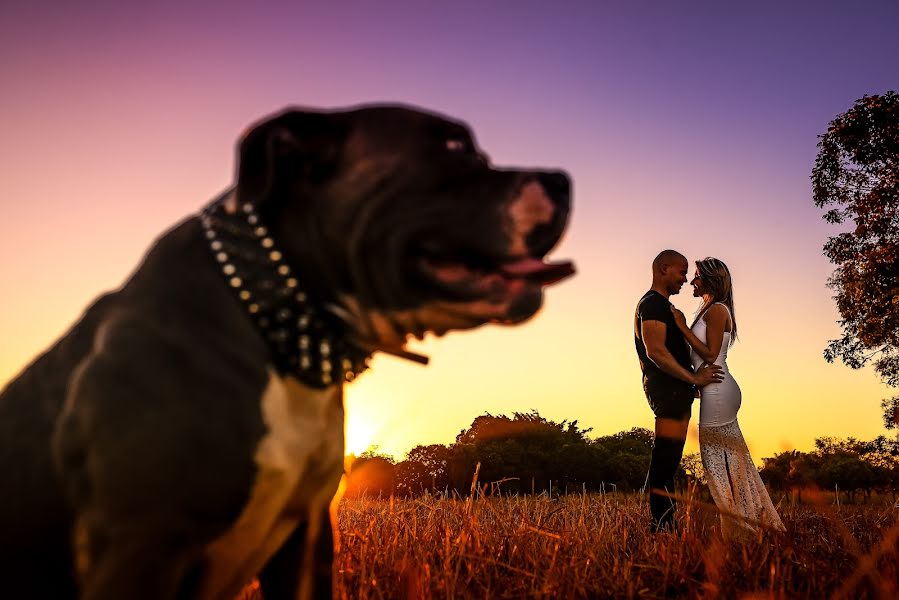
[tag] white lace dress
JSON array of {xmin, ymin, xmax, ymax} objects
[{"xmin": 691, "ymin": 305, "xmax": 785, "ymax": 537}]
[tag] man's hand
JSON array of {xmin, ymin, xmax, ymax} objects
[
  {"xmin": 643, "ymin": 320, "xmax": 701, "ymax": 386},
  {"xmin": 670, "ymin": 306, "xmax": 688, "ymax": 331},
  {"xmin": 693, "ymin": 363, "xmax": 724, "ymax": 387}
]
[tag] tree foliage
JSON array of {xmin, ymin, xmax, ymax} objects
[
  {"xmin": 375, "ymin": 411, "xmax": 661, "ymax": 497},
  {"xmin": 348, "ymin": 412, "xmax": 899, "ymax": 503},
  {"xmin": 811, "ymin": 90, "xmax": 899, "ymax": 390},
  {"xmin": 345, "ymin": 450, "xmax": 396, "ymax": 498},
  {"xmin": 882, "ymin": 395, "xmax": 899, "ymax": 431},
  {"xmin": 394, "ymin": 444, "xmax": 452, "ymax": 496},
  {"xmin": 760, "ymin": 435, "xmax": 899, "ymax": 502},
  {"xmin": 449, "ymin": 410, "xmax": 599, "ymax": 494}
]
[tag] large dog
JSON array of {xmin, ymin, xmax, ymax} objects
[{"xmin": 0, "ymin": 105, "xmax": 573, "ymax": 599}]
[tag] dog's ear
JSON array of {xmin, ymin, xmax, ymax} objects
[{"xmin": 236, "ymin": 109, "xmax": 347, "ymax": 207}]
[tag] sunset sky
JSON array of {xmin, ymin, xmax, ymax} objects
[{"xmin": 2, "ymin": 0, "xmax": 897, "ymax": 463}]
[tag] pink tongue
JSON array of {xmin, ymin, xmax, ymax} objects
[
  {"xmin": 500, "ymin": 257, "xmax": 576, "ymax": 284},
  {"xmin": 500, "ymin": 257, "xmax": 554, "ymax": 276}
]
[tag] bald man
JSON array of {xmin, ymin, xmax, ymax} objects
[{"xmin": 634, "ymin": 250, "xmax": 723, "ymax": 532}]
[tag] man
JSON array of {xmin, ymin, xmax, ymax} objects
[{"xmin": 634, "ymin": 250, "xmax": 723, "ymax": 532}]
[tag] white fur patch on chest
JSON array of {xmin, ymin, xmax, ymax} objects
[{"xmin": 198, "ymin": 369, "xmax": 345, "ymax": 600}]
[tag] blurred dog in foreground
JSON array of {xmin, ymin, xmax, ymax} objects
[{"xmin": 0, "ymin": 104, "xmax": 574, "ymax": 599}]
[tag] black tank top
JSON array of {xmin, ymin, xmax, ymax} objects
[{"xmin": 634, "ymin": 290, "xmax": 693, "ymax": 394}]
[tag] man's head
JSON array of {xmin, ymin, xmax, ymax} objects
[{"xmin": 651, "ymin": 250, "xmax": 688, "ymax": 297}]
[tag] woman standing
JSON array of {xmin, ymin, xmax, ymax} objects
[{"xmin": 671, "ymin": 257, "xmax": 784, "ymax": 538}]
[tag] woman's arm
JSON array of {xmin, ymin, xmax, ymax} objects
[
  {"xmin": 671, "ymin": 304, "xmax": 727, "ymax": 364},
  {"xmin": 642, "ymin": 320, "xmax": 723, "ymax": 387}
]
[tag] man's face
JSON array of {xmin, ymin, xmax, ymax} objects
[{"xmin": 664, "ymin": 258, "xmax": 689, "ymax": 295}]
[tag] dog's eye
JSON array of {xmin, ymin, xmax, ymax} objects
[{"xmin": 446, "ymin": 139, "xmax": 468, "ymax": 152}]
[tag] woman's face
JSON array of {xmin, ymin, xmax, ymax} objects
[{"xmin": 690, "ymin": 270, "xmax": 706, "ymax": 297}]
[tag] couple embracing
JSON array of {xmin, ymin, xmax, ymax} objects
[{"xmin": 634, "ymin": 250, "xmax": 785, "ymax": 538}]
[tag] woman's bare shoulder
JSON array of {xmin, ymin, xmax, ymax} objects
[{"xmin": 705, "ymin": 303, "xmax": 729, "ymax": 320}]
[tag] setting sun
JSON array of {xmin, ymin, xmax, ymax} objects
[{"xmin": 344, "ymin": 412, "xmax": 378, "ymax": 456}]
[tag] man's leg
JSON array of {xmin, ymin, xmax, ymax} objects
[{"xmin": 648, "ymin": 416, "xmax": 688, "ymax": 532}]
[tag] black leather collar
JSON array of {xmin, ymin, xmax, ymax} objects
[{"xmin": 199, "ymin": 195, "xmax": 369, "ymax": 388}]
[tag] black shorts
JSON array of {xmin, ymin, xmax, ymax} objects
[{"xmin": 643, "ymin": 377, "xmax": 694, "ymax": 420}]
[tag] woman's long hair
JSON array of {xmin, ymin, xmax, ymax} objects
[{"xmin": 692, "ymin": 257, "xmax": 737, "ymax": 344}]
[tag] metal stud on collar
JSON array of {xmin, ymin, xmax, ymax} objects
[{"xmin": 199, "ymin": 198, "xmax": 368, "ymax": 386}]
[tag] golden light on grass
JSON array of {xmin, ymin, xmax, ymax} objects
[
  {"xmin": 324, "ymin": 489, "xmax": 898, "ymax": 599},
  {"xmin": 236, "ymin": 473, "xmax": 898, "ymax": 599}
]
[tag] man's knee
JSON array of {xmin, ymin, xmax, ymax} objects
[{"xmin": 655, "ymin": 417, "xmax": 688, "ymax": 440}]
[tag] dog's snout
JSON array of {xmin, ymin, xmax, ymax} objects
[
  {"xmin": 524, "ymin": 170, "xmax": 571, "ymax": 257},
  {"xmin": 536, "ymin": 171, "xmax": 570, "ymax": 199}
]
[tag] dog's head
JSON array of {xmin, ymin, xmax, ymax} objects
[{"xmin": 234, "ymin": 105, "xmax": 574, "ymax": 350}]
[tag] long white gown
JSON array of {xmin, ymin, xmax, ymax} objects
[{"xmin": 691, "ymin": 304, "xmax": 785, "ymax": 537}]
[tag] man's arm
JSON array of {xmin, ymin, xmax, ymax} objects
[{"xmin": 642, "ymin": 320, "xmax": 722, "ymax": 386}]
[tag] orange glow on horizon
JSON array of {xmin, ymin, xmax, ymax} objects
[{"xmin": 344, "ymin": 411, "xmax": 379, "ymax": 456}]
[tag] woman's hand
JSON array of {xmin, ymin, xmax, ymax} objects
[{"xmin": 670, "ymin": 306, "xmax": 688, "ymax": 332}]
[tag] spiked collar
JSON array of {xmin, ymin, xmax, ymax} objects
[{"xmin": 198, "ymin": 194, "xmax": 370, "ymax": 387}]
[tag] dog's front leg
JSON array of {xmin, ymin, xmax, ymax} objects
[
  {"xmin": 54, "ymin": 315, "xmax": 264, "ymax": 600},
  {"xmin": 75, "ymin": 521, "xmax": 204, "ymax": 600},
  {"xmin": 259, "ymin": 507, "xmax": 334, "ymax": 600}
]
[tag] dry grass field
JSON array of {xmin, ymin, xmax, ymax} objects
[{"xmin": 312, "ymin": 489, "xmax": 898, "ymax": 599}]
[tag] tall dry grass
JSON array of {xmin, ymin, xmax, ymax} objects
[{"xmin": 329, "ymin": 488, "xmax": 898, "ymax": 599}]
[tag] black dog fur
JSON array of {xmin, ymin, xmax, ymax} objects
[{"xmin": 0, "ymin": 104, "xmax": 572, "ymax": 599}]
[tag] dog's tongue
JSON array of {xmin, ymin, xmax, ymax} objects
[{"xmin": 500, "ymin": 257, "xmax": 576, "ymax": 285}]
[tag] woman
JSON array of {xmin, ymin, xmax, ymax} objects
[{"xmin": 671, "ymin": 257, "xmax": 784, "ymax": 538}]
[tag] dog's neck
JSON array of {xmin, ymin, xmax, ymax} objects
[
  {"xmin": 325, "ymin": 297, "xmax": 431, "ymax": 365},
  {"xmin": 198, "ymin": 191, "xmax": 372, "ymax": 387}
]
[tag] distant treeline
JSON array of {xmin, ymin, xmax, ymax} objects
[{"xmin": 344, "ymin": 411, "xmax": 899, "ymax": 504}]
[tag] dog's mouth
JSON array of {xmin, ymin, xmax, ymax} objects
[
  {"xmin": 419, "ymin": 253, "xmax": 576, "ymax": 306},
  {"xmin": 413, "ymin": 173, "xmax": 574, "ymax": 324}
]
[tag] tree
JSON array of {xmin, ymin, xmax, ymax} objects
[
  {"xmin": 882, "ymin": 396, "xmax": 899, "ymax": 431},
  {"xmin": 344, "ymin": 450, "xmax": 396, "ymax": 498},
  {"xmin": 760, "ymin": 450, "xmax": 817, "ymax": 504},
  {"xmin": 592, "ymin": 428, "xmax": 654, "ymax": 491},
  {"xmin": 449, "ymin": 411, "xmax": 597, "ymax": 494},
  {"xmin": 394, "ymin": 444, "xmax": 452, "ymax": 496},
  {"xmin": 454, "ymin": 410, "xmax": 591, "ymax": 446},
  {"xmin": 808, "ymin": 436, "xmax": 899, "ymax": 502},
  {"xmin": 859, "ymin": 435, "xmax": 899, "ymax": 500},
  {"xmin": 811, "ymin": 91, "xmax": 899, "ymax": 394},
  {"xmin": 815, "ymin": 451, "xmax": 877, "ymax": 503}
]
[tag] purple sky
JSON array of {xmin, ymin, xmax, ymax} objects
[{"xmin": 2, "ymin": 0, "xmax": 897, "ymax": 458}]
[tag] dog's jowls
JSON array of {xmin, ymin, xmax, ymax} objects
[{"xmin": 0, "ymin": 104, "xmax": 574, "ymax": 600}]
